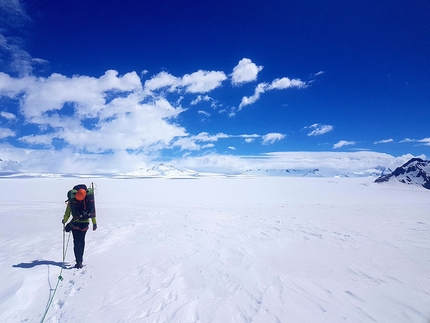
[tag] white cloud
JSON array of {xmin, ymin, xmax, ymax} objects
[
  {"xmin": 245, "ymin": 138, "xmax": 255, "ymax": 143},
  {"xmin": 197, "ymin": 110, "xmax": 211, "ymax": 117},
  {"xmin": 314, "ymin": 71, "xmax": 325, "ymax": 76},
  {"xmin": 144, "ymin": 70, "xmax": 227, "ymax": 94},
  {"xmin": 0, "ymin": 70, "xmax": 142, "ymax": 119},
  {"xmin": 171, "ymin": 137, "xmax": 201, "ymax": 151},
  {"xmin": 374, "ymin": 138, "xmax": 394, "ymax": 144},
  {"xmin": 170, "ymin": 151, "xmax": 423, "ymax": 175},
  {"xmin": 418, "ymin": 138, "xmax": 430, "ymax": 145},
  {"xmin": 267, "ymin": 77, "xmax": 307, "ymax": 90},
  {"xmin": 401, "ymin": 137, "xmax": 430, "ymax": 146},
  {"xmin": 239, "ymin": 77, "xmax": 306, "ymax": 110},
  {"xmin": 181, "ymin": 70, "xmax": 227, "ymax": 93},
  {"xmin": 262, "ymin": 133, "xmax": 286, "ymax": 145},
  {"xmin": 190, "ymin": 95, "xmax": 219, "ymax": 109},
  {"xmin": 190, "ymin": 95, "xmax": 211, "ymax": 105},
  {"xmin": 333, "ymin": 140, "xmax": 356, "ymax": 149},
  {"xmin": 400, "ymin": 138, "xmax": 414, "ymax": 143},
  {"xmin": 143, "ymin": 71, "xmax": 180, "ymax": 92},
  {"xmin": 0, "ymin": 71, "xmax": 192, "ymax": 153},
  {"xmin": 0, "ymin": 127, "xmax": 15, "ymax": 139},
  {"xmin": 228, "ymin": 146, "xmax": 236, "ymax": 150},
  {"xmin": 0, "ymin": 111, "xmax": 16, "ymax": 120},
  {"xmin": 192, "ymin": 132, "xmax": 230, "ymax": 142},
  {"xmin": 0, "ymin": 0, "xmax": 48, "ymax": 77},
  {"xmin": 238, "ymin": 83, "xmax": 268, "ymax": 110},
  {"xmin": 0, "ymin": 0, "xmax": 30, "ymax": 28},
  {"xmin": 231, "ymin": 58, "xmax": 263, "ymax": 85},
  {"xmin": 305, "ymin": 123, "xmax": 334, "ymax": 136}
]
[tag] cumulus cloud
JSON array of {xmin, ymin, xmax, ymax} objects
[
  {"xmin": 305, "ymin": 123, "xmax": 334, "ymax": 136},
  {"xmin": 182, "ymin": 70, "xmax": 227, "ymax": 93},
  {"xmin": 144, "ymin": 70, "xmax": 227, "ymax": 93},
  {"xmin": 333, "ymin": 140, "xmax": 356, "ymax": 149},
  {"xmin": 262, "ymin": 133, "xmax": 286, "ymax": 145},
  {"xmin": 0, "ymin": 70, "xmax": 143, "ymax": 119},
  {"xmin": 239, "ymin": 77, "xmax": 306, "ymax": 110},
  {"xmin": 0, "ymin": 70, "xmax": 193, "ymax": 153},
  {"xmin": 231, "ymin": 58, "xmax": 263, "ymax": 85},
  {"xmin": 267, "ymin": 77, "xmax": 307, "ymax": 90}
]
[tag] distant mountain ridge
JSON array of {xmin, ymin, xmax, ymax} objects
[
  {"xmin": 375, "ymin": 158, "xmax": 430, "ymax": 189},
  {"xmin": 243, "ymin": 166, "xmax": 391, "ymax": 178},
  {"xmin": 127, "ymin": 163, "xmax": 200, "ymax": 178}
]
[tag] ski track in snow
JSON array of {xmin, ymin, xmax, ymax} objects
[{"xmin": 0, "ymin": 177, "xmax": 429, "ymax": 323}]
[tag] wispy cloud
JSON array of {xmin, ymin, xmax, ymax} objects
[
  {"xmin": 0, "ymin": 127, "xmax": 15, "ymax": 139},
  {"xmin": 0, "ymin": 2, "xmax": 48, "ymax": 76},
  {"xmin": 374, "ymin": 138, "xmax": 394, "ymax": 144},
  {"xmin": 239, "ymin": 77, "xmax": 307, "ymax": 110},
  {"xmin": 400, "ymin": 138, "xmax": 414, "ymax": 143},
  {"xmin": 190, "ymin": 95, "xmax": 218, "ymax": 108},
  {"xmin": 419, "ymin": 138, "xmax": 430, "ymax": 145},
  {"xmin": 197, "ymin": 110, "xmax": 211, "ymax": 117},
  {"xmin": 0, "ymin": 111, "xmax": 16, "ymax": 120},
  {"xmin": 262, "ymin": 133, "xmax": 286, "ymax": 145},
  {"xmin": 305, "ymin": 123, "xmax": 334, "ymax": 136},
  {"xmin": 231, "ymin": 58, "xmax": 263, "ymax": 85},
  {"xmin": 400, "ymin": 137, "xmax": 430, "ymax": 146},
  {"xmin": 238, "ymin": 83, "xmax": 267, "ymax": 110},
  {"xmin": 333, "ymin": 140, "xmax": 356, "ymax": 149}
]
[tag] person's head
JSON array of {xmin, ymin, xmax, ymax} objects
[{"xmin": 75, "ymin": 188, "xmax": 87, "ymax": 201}]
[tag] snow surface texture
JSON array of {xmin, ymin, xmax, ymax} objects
[{"xmin": 1, "ymin": 177, "xmax": 429, "ymax": 323}]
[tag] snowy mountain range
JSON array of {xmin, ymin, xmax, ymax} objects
[
  {"xmin": 375, "ymin": 158, "xmax": 430, "ymax": 189},
  {"xmin": 126, "ymin": 163, "xmax": 201, "ymax": 178},
  {"xmin": 242, "ymin": 166, "xmax": 392, "ymax": 178},
  {"xmin": 123, "ymin": 164, "xmax": 394, "ymax": 179}
]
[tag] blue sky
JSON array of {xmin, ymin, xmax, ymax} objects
[{"xmin": 0, "ymin": 0, "xmax": 429, "ymax": 174}]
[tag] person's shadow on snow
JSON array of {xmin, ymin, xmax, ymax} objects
[{"xmin": 13, "ymin": 260, "xmax": 64, "ymax": 268}]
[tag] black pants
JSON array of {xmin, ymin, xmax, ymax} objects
[{"xmin": 71, "ymin": 224, "xmax": 88, "ymax": 263}]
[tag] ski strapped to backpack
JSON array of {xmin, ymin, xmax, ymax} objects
[{"xmin": 66, "ymin": 184, "xmax": 96, "ymax": 220}]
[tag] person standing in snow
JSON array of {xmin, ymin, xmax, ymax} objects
[{"xmin": 62, "ymin": 185, "xmax": 97, "ymax": 269}]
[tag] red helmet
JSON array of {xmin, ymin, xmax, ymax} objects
[{"xmin": 75, "ymin": 188, "xmax": 87, "ymax": 201}]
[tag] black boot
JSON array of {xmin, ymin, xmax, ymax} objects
[{"xmin": 75, "ymin": 262, "xmax": 83, "ymax": 269}]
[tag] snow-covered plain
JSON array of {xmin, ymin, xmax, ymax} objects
[{"xmin": 1, "ymin": 177, "xmax": 429, "ymax": 323}]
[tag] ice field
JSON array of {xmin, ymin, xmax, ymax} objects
[{"xmin": 0, "ymin": 176, "xmax": 429, "ymax": 323}]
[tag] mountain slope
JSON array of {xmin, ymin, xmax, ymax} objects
[{"xmin": 375, "ymin": 158, "xmax": 430, "ymax": 189}]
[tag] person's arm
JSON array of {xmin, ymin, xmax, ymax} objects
[
  {"xmin": 91, "ymin": 209, "xmax": 97, "ymax": 230},
  {"xmin": 62, "ymin": 203, "xmax": 71, "ymax": 224}
]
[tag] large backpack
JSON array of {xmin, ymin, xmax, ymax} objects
[{"xmin": 67, "ymin": 184, "xmax": 96, "ymax": 220}]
